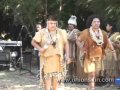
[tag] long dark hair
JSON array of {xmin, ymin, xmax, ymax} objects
[
  {"xmin": 86, "ymin": 14, "xmax": 102, "ymax": 28},
  {"xmin": 106, "ymin": 21, "xmax": 117, "ymax": 33}
]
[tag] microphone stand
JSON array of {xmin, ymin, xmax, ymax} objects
[
  {"xmin": 17, "ymin": 25, "xmax": 34, "ymax": 76},
  {"xmin": 13, "ymin": 25, "xmax": 24, "ymax": 73}
]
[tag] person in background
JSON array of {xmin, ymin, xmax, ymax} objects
[
  {"xmin": 66, "ymin": 15, "xmax": 80, "ymax": 80},
  {"xmin": 76, "ymin": 15, "xmax": 117, "ymax": 90},
  {"xmin": 34, "ymin": 22, "xmax": 43, "ymax": 70},
  {"xmin": 104, "ymin": 21, "xmax": 120, "ymax": 86},
  {"xmin": 31, "ymin": 15, "xmax": 70, "ymax": 90}
]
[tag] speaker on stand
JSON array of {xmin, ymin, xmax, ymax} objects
[
  {"xmin": 0, "ymin": 51, "xmax": 11, "ymax": 70},
  {"xmin": 18, "ymin": 51, "xmax": 34, "ymax": 75}
]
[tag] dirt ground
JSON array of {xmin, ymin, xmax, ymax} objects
[{"xmin": 0, "ymin": 66, "xmax": 120, "ymax": 90}]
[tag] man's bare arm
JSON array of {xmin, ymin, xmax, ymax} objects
[
  {"xmin": 31, "ymin": 39, "xmax": 45, "ymax": 53},
  {"xmin": 107, "ymin": 39, "xmax": 117, "ymax": 60},
  {"xmin": 64, "ymin": 40, "xmax": 72, "ymax": 64},
  {"xmin": 76, "ymin": 36, "xmax": 84, "ymax": 48}
]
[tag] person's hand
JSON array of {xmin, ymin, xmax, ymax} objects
[
  {"xmin": 114, "ymin": 54, "xmax": 117, "ymax": 61},
  {"xmin": 112, "ymin": 51, "xmax": 117, "ymax": 61},
  {"xmin": 113, "ymin": 41, "xmax": 120, "ymax": 48},
  {"xmin": 66, "ymin": 57, "xmax": 72, "ymax": 64},
  {"xmin": 39, "ymin": 48, "xmax": 46, "ymax": 53},
  {"xmin": 39, "ymin": 44, "xmax": 49, "ymax": 53},
  {"xmin": 116, "ymin": 43, "xmax": 120, "ymax": 48},
  {"xmin": 66, "ymin": 59, "xmax": 71, "ymax": 64}
]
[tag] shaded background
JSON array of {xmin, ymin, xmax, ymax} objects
[{"xmin": 0, "ymin": 0, "xmax": 120, "ymax": 51}]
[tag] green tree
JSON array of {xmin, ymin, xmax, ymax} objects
[{"xmin": 1, "ymin": 0, "xmax": 120, "ymax": 31}]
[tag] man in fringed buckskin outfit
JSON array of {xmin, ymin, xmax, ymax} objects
[
  {"xmin": 31, "ymin": 15, "xmax": 70, "ymax": 90},
  {"xmin": 76, "ymin": 15, "xmax": 117, "ymax": 90}
]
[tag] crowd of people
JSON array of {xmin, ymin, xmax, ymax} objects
[{"xmin": 31, "ymin": 14, "xmax": 120, "ymax": 90}]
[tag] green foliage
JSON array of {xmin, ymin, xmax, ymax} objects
[
  {"xmin": 0, "ymin": 0, "xmax": 120, "ymax": 31},
  {"xmin": 88, "ymin": 0, "xmax": 120, "ymax": 31}
]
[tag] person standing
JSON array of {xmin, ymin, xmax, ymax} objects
[
  {"xmin": 34, "ymin": 22, "xmax": 42, "ymax": 70},
  {"xmin": 67, "ymin": 15, "xmax": 80, "ymax": 79},
  {"xmin": 76, "ymin": 15, "xmax": 117, "ymax": 90},
  {"xmin": 31, "ymin": 15, "xmax": 70, "ymax": 90},
  {"xmin": 104, "ymin": 22, "xmax": 120, "ymax": 86}
]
